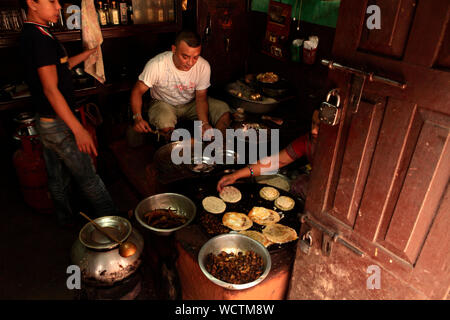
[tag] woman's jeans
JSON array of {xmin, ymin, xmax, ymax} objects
[{"xmin": 36, "ymin": 117, "xmax": 117, "ymax": 224}]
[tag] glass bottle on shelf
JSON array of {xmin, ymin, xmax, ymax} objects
[
  {"xmin": 156, "ymin": 0, "xmax": 164, "ymax": 23},
  {"xmin": 146, "ymin": 0, "xmax": 155, "ymax": 23},
  {"xmin": 97, "ymin": 1, "xmax": 108, "ymax": 26},
  {"xmin": 128, "ymin": 0, "xmax": 134, "ymax": 24},
  {"xmin": 111, "ymin": 1, "xmax": 120, "ymax": 25},
  {"xmin": 167, "ymin": 0, "xmax": 175, "ymax": 22},
  {"xmin": 119, "ymin": 0, "xmax": 128, "ymax": 25},
  {"xmin": 103, "ymin": 1, "xmax": 111, "ymax": 25}
]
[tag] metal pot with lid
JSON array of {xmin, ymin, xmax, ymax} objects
[{"xmin": 70, "ymin": 216, "xmax": 144, "ymax": 286}]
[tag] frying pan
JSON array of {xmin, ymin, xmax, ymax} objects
[{"xmin": 196, "ymin": 182, "xmax": 303, "ymax": 252}]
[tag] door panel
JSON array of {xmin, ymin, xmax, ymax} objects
[
  {"xmin": 331, "ymin": 99, "xmax": 384, "ymax": 227},
  {"xmin": 359, "ymin": 0, "xmax": 417, "ymax": 58},
  {"xmin": 383, "ymin": 110, "xmax": 449, "ymax": 263},
  {"xmin": 288, "ymin": 0, "xmax": 450, "ymax": 299}
]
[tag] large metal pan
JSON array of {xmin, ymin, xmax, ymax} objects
[
  {"xmin": 196, "ymin": 182, "xmax": 303, "ymax": 252},
  {"xmin": 226, "ymin": 82, "xmax": 282, "ymax": 114}
]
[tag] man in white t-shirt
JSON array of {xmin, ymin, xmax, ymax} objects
[{"xmin": 130, "ymin": 30, "xmax": 231, "ymax": 139}]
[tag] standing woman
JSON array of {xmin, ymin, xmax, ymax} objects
[{"xmin": 20, "ymin": 0, "xmax": 118, "ymax": 226}]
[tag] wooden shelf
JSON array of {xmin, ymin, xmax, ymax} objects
[
  {"xmin": 0, "ymin": 78, "xmax": 133, "ymax": 112},
  {"xmin": 0, "ymin": 22, "xmax": 182, "ymax": 48}
]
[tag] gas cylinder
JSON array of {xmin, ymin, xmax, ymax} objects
[{"xmin": 12, "ymin": 113, "xmax": 54, "ymax": 214}]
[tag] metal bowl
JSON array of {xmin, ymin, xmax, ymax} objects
[
  {"xmin": 135, "ymin": 193, "xmax": 196, "ymax": 236},
  {"xmin": 198, "ymin": 233, "xmax": 272, "ymax": 290},
  {"xmin": 79, "ymin": 216, "xmax": 132, "ymax": 250}
]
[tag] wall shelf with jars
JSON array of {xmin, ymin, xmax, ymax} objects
[{"xmin": 0, "ymin": 0, "xmax": 182, "ymax": 48}]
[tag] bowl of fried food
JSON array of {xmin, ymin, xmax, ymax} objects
[
  {"xmin": 198, "ymin": 233, "xmax": 271, "ymax": 290},
  {"xmin": 135, "ymin": 193, "xmax": 196, "ymax": 236}
]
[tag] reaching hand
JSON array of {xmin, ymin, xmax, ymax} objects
[
  {"xmin": 74, "ymin": 127, "xmax": 98, "ymax": 157},
  {"xmin": 202, "ymin": 123, "xmax": 214, "ymax": 140},
  {"xmin": 133, "ymin": 118, "xmax": 153, "ymax": 133},
  {"xmin": 217, "ymin": 173, "xmax": 238, "ymax": 192}
]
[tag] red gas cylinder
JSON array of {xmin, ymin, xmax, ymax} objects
[{"xmin": 12, "ymin": 114, "xmax": 54, "ymax": 214}]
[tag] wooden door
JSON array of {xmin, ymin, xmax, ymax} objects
[
  {"xmin": 196, "ymin": 0, "xmax": 250, "ymax": 86},
  {"xmin": 288, "ymin": 0, "xmax": 450, "ymax": 299}
]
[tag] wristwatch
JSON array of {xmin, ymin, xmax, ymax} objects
[{"xmin": 132, "ymin": 113, "xmax": 142, "ymax": 120}]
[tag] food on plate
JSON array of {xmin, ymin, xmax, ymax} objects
[
  {"xmin": 259, "ymin": 186, "xmax": 280, "ymax": 201},
  {"xmin": 222, "ymin": 212, "xmax": 253, "ymax": 231},
  {"xmin": 274, "ymin": 196, "xmax": 295, "ymax": 211},
  {"xmin": 143, "ymin": 208, "xmax": 187, "ymax": 229},
  {"xmin": 239, "ymin": 230, "xmax": 273, "ymax": 247},
  {"xmin": 202, "ymin": 196, "xmax": 226, "ymax": 214},
  {"xmin": 256, "ymin": 72, "xmax": 279, "ymax": 83},
  {"xmin": 204, "ymin": 251, "xmax": 264, "ymax": 284},
  {"xmin": 262, "ymin": 223, "xmax": 298, "ymax": 244},
  {"xmin": 248, "ymin": 206, "xmax": 281, "ymax": 225},
  {"xmin": 219, "ymin": 186, "xmax": 242, "ymax": 203}
]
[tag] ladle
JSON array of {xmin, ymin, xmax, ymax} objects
[{"xmin": 79, "ymin": 212, "xmax": 137, "ymax": 258}]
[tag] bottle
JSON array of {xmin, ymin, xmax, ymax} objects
[
  {"xmin": 146, "ymin": 0, "xmax": 155, "ymax": 23},
  {"xmin": 111, "ymin": 1, "xmax": 120, "ymax": 25},
  {"xmin": 167, "ymin": 0, "xmax": 175, "ymax": 22},
  {"xmin": 97, "ymin": 1, "xmax": 108, "ymax": 27},
  {"xmin": 156, "ymin": 0, "xmax": 164, "ymax": 22},
  {"xmin": 103, "ymin": 1, "xmax": 111, "ymax": 25},
  {"xmin": 119, "ymin": 0, "xmax": 128, "ymax": 25},
  {"xmin": 128, "ymin": 0, "xmax": 134, "ymax": 24}
]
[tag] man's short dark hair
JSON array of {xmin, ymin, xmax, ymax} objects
[
  {"xmin": 174, "ymin": 31, "xmax": 201, "ymax": 48},
  {"xmin": 19, "ymin": 0, "xmax": 30, "ymax": 10}
]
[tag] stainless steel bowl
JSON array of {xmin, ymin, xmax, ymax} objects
[
  {"xmin": 135, "ymin": 193, "xmax": 196, "ymax": 236},
  {"xmin": 198, "ymin": 233, "xmax": 272, "ymax": 290},
  {"xmin": 79, "ymin": 216, "xmax": 132, "ymax": 250}
]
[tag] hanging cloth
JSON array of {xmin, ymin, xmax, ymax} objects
[{"xmin": 81, "ymin": 0, "xmax": 106, "ymax": 83}]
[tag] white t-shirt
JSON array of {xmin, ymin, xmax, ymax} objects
[{"xmin": 138, "ymin": 51, "xmax": 211, "ymax": 106}]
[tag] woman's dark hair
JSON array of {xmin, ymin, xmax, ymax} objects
[{"xmin": 174, "ymin": 30, "xmax": 201, "ymax": 48}]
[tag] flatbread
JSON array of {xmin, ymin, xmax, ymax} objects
[
  {"xmin": 239, "ymin": 230, "xmax": 273, "ymax": 247},
  {"xmin": 248, "ymin": 206, "xmax": 281, "ymax": 225},
  {"xmin": 256, "ymin": 176, "xmax": 290, "ymax": 192},
  {"xmin": 202, "ymin": 196, "xmax": 226, "ymax": 214},
  {"xmin": 259, "ymin": 186, "xmax": 280, "ymax": 201},
  {"xmin": 222, "ymin": 212, "xmax": 253, "ymax": 231},
  {"xmin": 219, "ymin": 186, "xmax": 242, "ymax": 203},
  {"xmin": 274, "ymin": 196, "xmax": 295, "ymax": 211},
  {"xmin": 262, "ymin": 224, "xmax": 298, "ymax": 244}
]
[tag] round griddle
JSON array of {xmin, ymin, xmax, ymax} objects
[{"xmin": 196, "ymin": 182, "xmax": 303, "ymax": 252}]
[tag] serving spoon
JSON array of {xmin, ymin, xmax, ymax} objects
[{"xmin": 79, "ymin": 212, "xmax": 137, "ymax": 258}]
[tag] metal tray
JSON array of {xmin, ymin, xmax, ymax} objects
[{"xmin": 197, "ymin": 182, "xmax": 303, "ymax": 252}]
